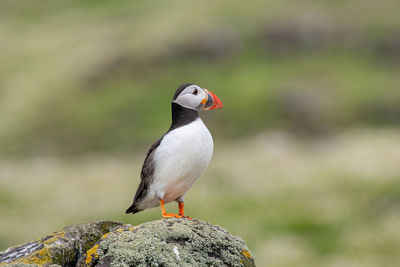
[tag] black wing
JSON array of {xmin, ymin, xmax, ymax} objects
[{"xmin": 125, "ymin": 137, "xmax": 163, "ymax": 214}]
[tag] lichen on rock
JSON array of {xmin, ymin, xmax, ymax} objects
[
  {"xmin": 1, "ymin": 219, "xmax": 255, "ymax": 267},
  {"xmin": 77, "ymin": 218, "xmax": 255, "ymax": 267},
  {"xmin": 0, "ymin": 221, "xmax": 121, "ymax": 266}
]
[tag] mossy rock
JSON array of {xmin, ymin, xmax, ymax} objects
[
  {"xmin": 77, "ymin": 218, "xmax": 255, "ymax": 267},
  {"xmin": 1, "ymin": 219, "xmax": 256, "ymax": 266},
  {"xmin": 0, "ymin": 221, "xmax": 121, "ymax": 266}
]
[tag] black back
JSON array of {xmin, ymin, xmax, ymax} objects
[{"xmin": 125, "ymin": 137, "xmax": 162, "ymax": 214}]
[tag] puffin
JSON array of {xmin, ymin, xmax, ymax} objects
[{"xmin": 126, "ymin": 83, "xmax": 223, "ymax": 218}]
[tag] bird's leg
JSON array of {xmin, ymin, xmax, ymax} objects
[
  {"xmin": 178, "ymin": 202, "xmax": 192, "ymax": 219},
  {"xmin": 160, "ymin": 199, "xmax": 183, "ymax": 218},
  {"xmin": 178, "ymin": 202, "xmax": 184, "ymax": 216}
]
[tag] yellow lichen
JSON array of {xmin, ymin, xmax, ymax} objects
[
  {"xmin": 4, "ymin": 233, "xmax": 64, "ymax": 265},
  {"xmin": 12, "ymin": 248, "xmax": 52, "ymax": 265},
  {"xmin": 43, "ymin": 231, "xmax": 65, "ymax": 246},
  {"xmin": 241, "ymin": 250, "xmax": 252, "ymax": 259},
  {"xmin": 101, "ymin": 225, "xmax": 136, "ymax": 240},
  {"xmin": 101, "ymin": 232, "xmax": 110, "ymax": 239},
  {"xmin": 85, "ymin": 244, "xmax": 100, "ymax": 264}
]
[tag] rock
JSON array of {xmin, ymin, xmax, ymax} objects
[
  {"xmin": 0, "ymin": 221, "xmax": 122, "ymax": 266},
  {"xmin": 77, "ymin": 218, "xmax": 255, "ymax": 267},
  {"xmin": 1, "ymin": 219, "xmax": 256, "ymax": 267}
]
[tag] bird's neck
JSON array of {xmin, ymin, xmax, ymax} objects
[{"xmin": 169, "ymin": 102, "xmax": 199, "ymax": 132}]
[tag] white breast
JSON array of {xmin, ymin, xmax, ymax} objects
[{"xmin": 147, "ymin": 118, "xmax": 213, "ymax": 206}]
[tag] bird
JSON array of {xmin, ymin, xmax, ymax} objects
[{"xmin": 126, "ymin": 83, "xmax": 223, "ymax": 219}]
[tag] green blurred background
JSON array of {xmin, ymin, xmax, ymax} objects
[{"xmin": 1, "ymin": 0, "xmax": 400, "ymax": 266}]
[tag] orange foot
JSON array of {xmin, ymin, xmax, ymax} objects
[
  {"xmin": 178, "ymin": 202, "xmax": 192, "ymax": 219},
  {"xmin": 160, "ymin": 199, "xmax": 192, "ymax": 219},
  {"xmin": 162, "ymin": 213, "xmax": 184, "ymax": 218}
]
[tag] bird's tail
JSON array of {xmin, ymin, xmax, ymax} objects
[{"xmin": 125, "ymin": 203, "xmax": 142, "ymax": 214}]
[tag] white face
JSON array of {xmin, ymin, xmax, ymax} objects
[{"xmin": 173, "ymin": 85, "xmax": 208, "ymax": 111}]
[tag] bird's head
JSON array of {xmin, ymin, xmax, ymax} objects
[{"xmin": 172, "ymin": 83, "xmax": 223, "ymax": 112}]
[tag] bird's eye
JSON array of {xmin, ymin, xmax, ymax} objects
[{"xmin": 192, "ymin": 89, "xmax": 198, "ymax": 95}]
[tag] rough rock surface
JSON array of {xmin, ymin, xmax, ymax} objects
[
  {"xmin": 1, "ymin": 219, "xmax": 256, "ymax": 267},
  {"xmin": 77, "ymin": 218, "xmax": 255, "ymax": 267},
  {"xmin": 0, "ymin": 221, "xmax": 122, "ymax": 266}
]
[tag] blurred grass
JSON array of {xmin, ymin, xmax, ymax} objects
[
  {"xmin": 1, "ymin": 129, "xmax": 400, "ymax": 266},
  {"xmin": 1, "ymin": 0, "xmax": 400, "ymax": 155},
  {"xmin": 1, "ymin": 1, "xmax": 400, "ymax": 266}
]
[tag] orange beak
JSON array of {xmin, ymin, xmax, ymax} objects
[{"xmin": 203, "ymin": 89, "xmax": 223, "ymax": 110}]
